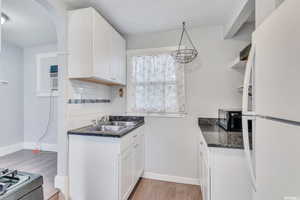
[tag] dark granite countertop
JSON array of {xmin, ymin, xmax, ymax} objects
[
  {"xmin": 68, "ymin": 116, "xmax": 144, "ymax": 138},
  {"xmin": 198, "ymin": 118, "xmax": 252, "ymax": 149}
]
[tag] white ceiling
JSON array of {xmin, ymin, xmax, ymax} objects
[
  {"xmin": 1, "ymin": 0, "xmax": 248, "ymax": 47},
  {"xmin": 64, "ymin": 0, "xmax": 246, "ymax": 35},
  {"xmin": 2, "ymin": 0, "xmax": 57, "ymax": 48}
]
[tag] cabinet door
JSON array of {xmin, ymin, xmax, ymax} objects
[
  {"xmin": 133, "ymin": 132, "xmax": 145, "ymax": 184},
  {"xmin": 202, "ymin": 158, "xmax": 211, "ymax": 200},
  {"xmin": 92, "ymin": 9, "xmax": 111, "ymax": 81},
  {"xmin": 68, "ymin": 8, "xmax": 94, "ymax": 78},
  {"xmin": 139, "ymin": 132, "xmax": 145, "ymax": 173},
  {"xmin": 110, "ymin": 29, "xmax": 126, "ymax": 84},
  {"xmin": 120, "ymin": 147, "xmax": 134, "ymax": 200},
  {"xmin": 199, "ymin": 138, "xmax": 210, "ymax": 200},
  {"xmin": 199, "ymin": 141, "xmax": 204, "ymax": 189},
  {"xmin": 117, "ymin": 35, "xmax": 126, "ymax": 85}
]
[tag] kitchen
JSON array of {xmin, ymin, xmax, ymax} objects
[{"xmin": 0, "ymin": 0, "xmax": 299, "ymax": 200}]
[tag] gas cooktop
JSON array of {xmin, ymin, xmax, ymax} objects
[{"xmin": 0, "ymin": 169, "xmax": 30, "ymax": 196}]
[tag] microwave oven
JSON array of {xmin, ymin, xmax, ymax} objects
[{"xmin": 217, "ymin": 109, "xmax": 252, "ymax": 132}]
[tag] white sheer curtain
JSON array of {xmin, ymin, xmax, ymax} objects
[{"xmin": 127, "ymin": 48, "xmax": 186, "ymax": 116}]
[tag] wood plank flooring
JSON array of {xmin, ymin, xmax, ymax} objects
[
  {"xmin": 48, "ymin": 178, "xmax": 201, "ymax": 200},
  {"xmin": 0, "ymin": 150, "xmax": 57, "ymax": 200},
  {"xmin": 0, "ymin": 150, "xmax": 201, "ymax": 200},
  {"xmin": 129, "ymin": 178, "xmax": 202, "ymax": 200}
]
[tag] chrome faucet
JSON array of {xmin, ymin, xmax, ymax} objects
[
  {"xmin": 99, "ymin": 115, "xmax": 109, "ymax": 123},
  {"xmin": 92, "ymin": 115, "xmax": 110, "ymax": 126}
]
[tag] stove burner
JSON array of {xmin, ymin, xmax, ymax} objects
[{"xmin": 0, "ymin": 169, "xmax": 30, "ymax": 196}]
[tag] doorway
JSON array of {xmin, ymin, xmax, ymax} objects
[{"xmin": 0, "ymin": 0, "xmax": 63, "ymax": 199}]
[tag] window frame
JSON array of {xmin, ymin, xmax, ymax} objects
[{"xmin": 126, "ymin": 47, "xmax": 187, "ymax": 118}]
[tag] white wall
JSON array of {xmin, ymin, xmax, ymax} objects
[
  {"xmin": 256, "ymin": 0, "xmax": 285, "ymax": 27},
  {"xmin": 126, "ymin": 25, "xmax": 251, "ymax": 180},
  {"xmin": 0, "ymin": 41, "xmax": 24, "ymax": 148},
  {"xmin": 23, "ymin": 44, "xmax": 58, "ymax": 146}
]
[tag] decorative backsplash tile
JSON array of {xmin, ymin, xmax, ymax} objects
[{"xmin": 68, "ymin": 99, "xmax": 110, "ymax": 104}]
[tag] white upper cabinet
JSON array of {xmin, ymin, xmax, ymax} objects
[
  {"xmin": 110, "ymin": 27, "xmax": 126, "ymax": 84},
  {"xmin": 93, "ymin": 9, "xmax": 111, "ymax": 81},
  {"xmin": 68, "ymin": 7, "xmax": 126, "ymax": 85}
]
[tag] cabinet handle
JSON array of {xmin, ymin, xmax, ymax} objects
[{"xmin": 133, "ymin": 135, "xmax": 138, "ymax": 138}]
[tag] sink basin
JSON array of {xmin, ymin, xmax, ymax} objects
[
  {"xmin": 95, "ymin": 121, "xmax": 138, "ymax": 127},
  {"xmin": 80, "ymin": 120, "xmax": 140, "ymax": 134},
  {"xmin": 87, "ymin": 125, "xmax": 127, "ymax": 132},
  {"xmin": 111, "ymin": 121, "xmax": 138, "ymax": 126}
]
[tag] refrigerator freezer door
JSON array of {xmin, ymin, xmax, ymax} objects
[
  {"xmin": 255, "ymin": 117, "xmax": 300, "ymax": 200},
  {"xmin": 254, "ymin": 0, "xmax": 300, "ymax": 122}
]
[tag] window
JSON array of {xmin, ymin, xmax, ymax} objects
[{"xmin": 127, "ymin": 47, "xmax": 186, "ymax": 117}]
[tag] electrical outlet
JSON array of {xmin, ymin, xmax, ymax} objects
[{"xmin": 284, "ymin": 197, "xmax": 298, "ymax": 200}]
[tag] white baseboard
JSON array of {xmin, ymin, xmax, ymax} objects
[
  {"xmin": 55, "ymin": 175, "xmax": 69, "ymax": 198},
  {"xmin": 0, "ymin": 143, "xmax": 24, "ymax": 157},
  {"xmin": 143, "ymin": 172, "xmax": 200, "ymax": 185},
  {"xmin": 23, "ymin": 142, "xmax": 57, "ymax": 152}
]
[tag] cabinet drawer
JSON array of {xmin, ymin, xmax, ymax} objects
[
  {"xmin": 120, "ymin": 132, "xmax": 134, "ymax": 153},
  {"xmin": 132, "ymin": 130, "xmax": 139, "ymax": 145},
  {"xmin": 120, "ymin": 128, "xmax": 142, "ymax": 152}
]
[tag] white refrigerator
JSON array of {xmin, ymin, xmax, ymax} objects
[{"xmin": 242, "ymin": 1, "xmax": 300, "ymax": 200}]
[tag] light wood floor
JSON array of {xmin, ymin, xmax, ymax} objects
[
  {"xmin": 51, "ymin": 178, "xmax": 202, "ymax": 200},
  {"xmin": 0, "ymin": 150, "xmax": 57, "ymax": 200},
  {"xmin": 129, "ymin": 178, "xmax": 202, "ymax": 200},
  {"xmin": 0, "ymin": 151, "xmax": 201, "ymax": 200}
]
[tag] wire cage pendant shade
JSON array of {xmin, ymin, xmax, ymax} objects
[{"xmin": 172, "ymin": 22, "xmax": 198, "ymax": 64}]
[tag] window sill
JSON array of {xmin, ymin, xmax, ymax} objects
[{"xmin": 126, "ymin": 112, "xmax": 187, "ymax": 118}]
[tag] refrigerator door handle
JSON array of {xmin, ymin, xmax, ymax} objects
[
  {"xmin": 242, "ymin": 44, "xmax": 255, "ymax": 116},
  {"xmin": 242, "ymin": 116, "xmax": 257, "ymax": 191}
]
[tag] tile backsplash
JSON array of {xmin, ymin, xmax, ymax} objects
[
  {"xmin": 67, "ymin": 80, "xmax": 126, "ymax": 130},
  {"xmin": 69, "ymin": 80, "xmax": 112, "ymax": 100}
]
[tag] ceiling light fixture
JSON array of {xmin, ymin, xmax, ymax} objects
[
  {"xmin": 172, "ymin": 22, "xmax": 198, "ymax": 64},
  {"xmin": 1, "ymin": 13, "xmax": 9, "ymax": 25}
]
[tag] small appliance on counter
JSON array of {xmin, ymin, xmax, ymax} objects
[
  {"xmin": 0, "ymin": 169, "xmax": 43, "ymax": 200},
  {"xmin": 217, "ymin": 109, "xmax": 252, "ymax": 132}
]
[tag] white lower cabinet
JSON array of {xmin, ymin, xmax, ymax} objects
[
  {"xmin": 133, "ymin": 132, "xmax": 145, "ymax": 184},
  {"xmin": 199, "ymin": 136, "xmax": 211, "ymax": 200},
  {"xmin": 69, "ymin": 126, "xmax": 145, "ymax": 200},
  {"xmin": 120, "ymin": 147, "xmax": 134, "ymax": 200},
  {"xmin": 199, "ymin": 134, "xmax": 252, "ymax": 200}
]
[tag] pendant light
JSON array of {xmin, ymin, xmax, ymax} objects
[{"xmin": 172, "ymin": 22, "xmax": 198, "ymax": 64}]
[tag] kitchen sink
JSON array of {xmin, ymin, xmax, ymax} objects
[
  {"xmin": 94, "ymin": 121, "xmax": 138, "ymax": 127},
  {"xmin": 75, "ymin": 119, "xmax": 141, "ymax": 134},
  {"xmin": 111, "ymin": 121, "xmax": 138, "ymax": 126},
  {"xmin": 88, "ymin": 125, "xmax": 127, "ymax": 132}
]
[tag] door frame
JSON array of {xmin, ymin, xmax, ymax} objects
[{"xmin": 34, "ymin": 0, "xmax": 69, "ymax": 198}]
